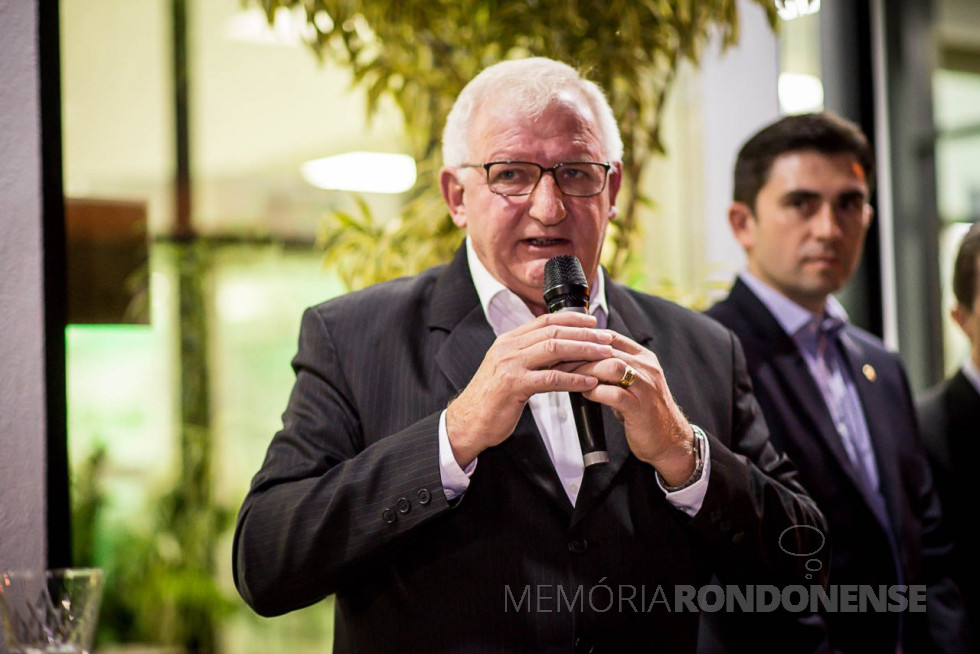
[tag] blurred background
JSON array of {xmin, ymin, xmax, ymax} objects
[{"xmin": 2, "ymin": 0, "xmax": 979, "ymax": 652}]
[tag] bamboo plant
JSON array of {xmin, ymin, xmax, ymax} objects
[{"xmin": 253, "ymin": 0, "xmax": 778, "ymax": 289}]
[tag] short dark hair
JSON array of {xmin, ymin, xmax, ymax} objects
[
  {"xmin": 952, "ymin": 224, "xmax": 980, "ymax": 309},
  {"xmin": 732, "ymin": 112, "xmax": 875, "ymax": 210}
]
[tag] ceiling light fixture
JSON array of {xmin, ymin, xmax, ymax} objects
[{"xmin": 775, "ymin": 0, "xmax": 820, "ymax": 21}]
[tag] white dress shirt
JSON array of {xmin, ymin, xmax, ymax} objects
[{"xmin": 438, "ymin": 238, "xmax": 708, "ymax": 514}]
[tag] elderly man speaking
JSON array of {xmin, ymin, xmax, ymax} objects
[{"xmin": 233, "ymin": 57, "xmax": 826, "ymax": 653}]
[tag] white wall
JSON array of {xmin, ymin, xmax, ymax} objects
[
  {"xmin": 641, "ymin": 0, "xmax": 780, "ymax": 304},
  {"xmin": 699, "ymin": 2, "xmax": 781, "ymax": 289},
  {"xmin": 0, "ymin": 1, "xmax": 48, "ymax": 569}
]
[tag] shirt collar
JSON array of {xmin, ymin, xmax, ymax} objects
[
  {"xmin": 466, "ymin": 236, "xmax": 608, "ymax": 335},
  {"xmin": 740, "ymin": 270, "xmax": 849, "ymax": 339}
]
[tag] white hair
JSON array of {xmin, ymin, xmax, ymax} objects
[{"xmin": 441, "ymin": 57, "xmax": 624, "ymax": 167}]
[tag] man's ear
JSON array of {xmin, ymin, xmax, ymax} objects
[
  {"xmin": 606, "ymin": 162, "xmax": 623, "ymax": 213},
  {"xmin": 952, "ymin": 303, "xmax": 971, "ymax": 336},
  {"xmin": 440, "ymin": 167, "xmax": 467, "ymax": 228},
  {"xmin": 728, "ymin": 201, "xmax": 756, "ymax": 250},
  {"xmin": 864, "ymin": 202, "xmax": 875, "ymax": 228}
]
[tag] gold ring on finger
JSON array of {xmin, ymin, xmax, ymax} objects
[{"xmin": 617, "ymin": 365, "xmax": 637, "ymax": 389}]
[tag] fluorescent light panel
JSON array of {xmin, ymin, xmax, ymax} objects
[
  {"xmin": 302, "ymin": 152, "xmax": 417, "ymax": 194},
  {"xmin": 225, "ymin": 7, "xmax": 322, "ymax": 46}
]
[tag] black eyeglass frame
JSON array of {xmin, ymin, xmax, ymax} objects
[{"xmin": 459, "ymin": 160, "xmax": 613, "ymax": 197}]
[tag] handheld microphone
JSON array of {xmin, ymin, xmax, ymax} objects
[{"xmin": 543, "ymin": 255, "xmax": 609, "ymax": 467}]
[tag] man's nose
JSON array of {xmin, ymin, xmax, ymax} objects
[
  {"xmin": 812, "ymin": 202, "xmax": 843, "ymax": 239},
  {"xmin": 528, "ymin": 172, "xmax": 567, "ymax": 225}
]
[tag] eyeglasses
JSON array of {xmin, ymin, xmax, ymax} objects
[{"xmin": 460, "ymin": 161, "xmax": 612, "ymax": 197}]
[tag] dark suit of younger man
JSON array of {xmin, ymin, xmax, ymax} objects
[
  {"xmin": 233, "ymin": 247, "xmax": 826, "ymax": 653},
  {"xmin": 708, "ymin": 277, "xmax": 968, "ymax": 653},
  {"xmin": 918, "ymin": 369, "xmax": 980, "ymax": 625}
]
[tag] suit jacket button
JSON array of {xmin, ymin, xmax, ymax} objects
[
  {"xmin": 382, "ymin": 508, "xmax": 397, "ymax": 524},
  {"xmin": 568, "ymin": 537, "xmax": 588, "ymax": 554},
  {"xmin": 574, "ymin": 637, "xmax": 595, "ymax": 653},
  {"xmin": 396, "ymin": 497, "xmax": 411, "ymax": 514},
  {"xmin": 417, "ymin": 488, "xmax": 431, "ymax": 505}
]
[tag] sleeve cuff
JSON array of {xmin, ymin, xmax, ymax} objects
[
  {"xmin": 658, "ymin": 425, "xmax": 711, "ymax": 517},
  {"xmin": 438, "ymin": 409, "xmax": 476, "ymax": 500}
]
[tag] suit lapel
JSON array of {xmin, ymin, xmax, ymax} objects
[
  {"xmin": 505, "ymin": 409, "xmax": 575, "ymax": 515},
  {"xmin": 836, "ymin": 331, "xmax": 906, "ymax": 535},
  {"xmin": 778, "ymin": 352, "xmax": 879, "ymax": 500},
  {"xmin": 430, "ymin": 246, "xmax": 572, "ymax": 515},
  {"xmin": 948, "ymin": 371, "xmax": 980, "ymax": 439},
  {"xmin": 945, "ymin": 372, "xmax": 980, "ymax": 475}
]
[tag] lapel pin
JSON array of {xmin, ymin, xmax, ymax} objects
[{"xmin": 862, "ymin": 364, "xmax": 876, "ymax": 382}]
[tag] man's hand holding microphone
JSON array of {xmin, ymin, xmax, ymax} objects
[{"xmin": 445, "ymin": 255, "xmax": 698, "ymax": 488}]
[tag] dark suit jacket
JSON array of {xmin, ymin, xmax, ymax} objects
[
  {"xmin": 918, "ymin": 370, "xmax": 980, "ymax": 626},
  {"xmin": 233, "ymin": 247, "xmax": 827, "ymax": 653},
  {"xmin": 707, "ymin": 278, "xmax": 971, "ymax": 653}
]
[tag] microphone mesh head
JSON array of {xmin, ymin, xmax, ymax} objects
[{"xmin": 544, "ymin": 255, "xmax": 587, "ymax": 291}]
